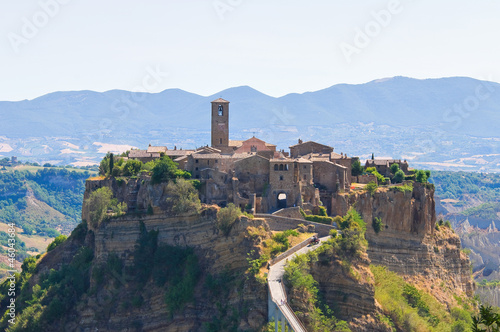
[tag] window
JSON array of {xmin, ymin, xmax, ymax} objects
[
  {"xmin": 279, "ymin": 164, "xmax": 284, "ymax": 171},
  {"xmin": 303, "ymin": 175, "xmax": 307, "ymax": 180},
  {"xmin": 195, "ymin": 159, "xmax": 199, "ymax": 163},
  {"xmin": 215, "ymin": 160, "xmax": 218, "ymax": 164},
  {"xmin": 303, "ymin": 165, "xmax": 306, "ymax": 169},
  {"xmin": 207, "ymin": 160, "xmax": 210, "ymax": 165},
  {"xmin": 218, "ymin": 105, "xmax": 223, "ymax": 116},
  {"xmin": 280, "ymin": 175, "xmax": 284, "ymax": 181},
  {"xmin": 195, "ymin": 167, "xmax": 198, "ymax": 171},
  {"xmin": 285, "ymin": 164, "xmax": 289, "ymax": 171},
  {"xmin": 274, "ymin": 164, "xmax": 278, "ymax": 171},
  {"xmin": 219, "ymin": 138, "xmax": 222, "ymax": 144}
]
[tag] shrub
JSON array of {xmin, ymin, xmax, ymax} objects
[
  {"xmin": 304, "ymin": 214, "xmax": 334, "ymax": 225},
  {"xmin": 390, "ymin": 163, "xmax": 400, "ymax": 174},
  {"xmin": 329, "ymin": 229, "xmax": 338, "ymax": 237},
  {"xmin": 393, "ymin": 169, "xmax": 405, "ymax": 183},
  {"xmin": 165, "ymin": 178, "xmax": 201, "ymax": 215},
  {"xmin": 122, "ymin": 159, "xmax": 142, "ymax": 176},
  {"xmin": 351, "ymin": 159, "xmax": 363, "ymax": 176},
  {"xmin": 365, "ymin": 181, "xmax": 378, "ymax": 195},
  {"xmin": 47, "ymin": 235, "xmax": 67, "ymax": 252},
  {"xmin": 216, "ymin": 203, "xmax": 241, "ymax": 236},
  {"xmin": 84, "ymin": 187, "xmax": 113, "ymax": 227},
  {"xmin": 365, "ymin": 167, "xmax": 386, "ymax": 184},
  {"xmin": 415, "ymin": 170, "xmax": 428, "ymax": 183},
  {"xmin": 402, "ymin": 284, "xmax": 430, "ymax": 316},
  {"xmin": 372, "ymin": 217, "xmax": 383, "ymax": 234},
  {"xmin": 317, "ymin": 206, "xmax": 328, "ymax": 217},
  {"xmin": 151, "ymin": 156, "xmax": 191, "ymax": 184}
]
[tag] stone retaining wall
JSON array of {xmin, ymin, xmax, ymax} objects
[
  {"xmin": 255, "ymin": 213, "xmax": 335, "ymax": 237},
  {"xmin": 270, "ymin": 234, "xmax": 317, "ymax": 265}
]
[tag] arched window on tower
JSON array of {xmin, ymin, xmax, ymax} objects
[
  {"xmin": 218, "ymin": 105, "xmax": 223, "ymax": 116},
  {"xmin": 219, "ymin": 138, "xmax": 222, "ymax": 144},
  {"xmin": 279, "ymin": 164, "xmax": 284, "ymax": 171},
  {"xmin": 274, "ymin": 164, "xmax": 278, "ymax": 171}
]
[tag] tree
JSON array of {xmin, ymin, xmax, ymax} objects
[
  {"xmin": 416, "ymin": 170, "xmax": 428, "ymax": 183},
  {"xmin": 109, "ymin": 153, "xmax": 114, "ymax": 175},
  {"xmin": 371, "ymin": 153, "xmax": 374, "ymax": 160},
  {"xmin": 472, "ymin": 305, "xmax": 500, "ymax": 331},
  {"xmin": 99, "ymin": 152, "xmax": 112, "ymax": 176},
  {"xmin": 47, "ymin": 234, "xmax": 67, "ymax": 251},
  {"xmin": 365, "ymin": 181, "xmax": 378, "ymax": 195},
  {"xmin": 351, "ymin": 159, "xmax": 363, "ymax": 176},
  {"xmin": 216, "ymin": 203, "xmax": 242, "ymax": 236},
  {"xmin": 390, "ymin": 163, "xmax": 400, "ymax": 175},
  {"xmin": 165, "ymin": 178, "xmax": 201, "ymax": 215},
  {"xmin": 393, "ymin": 169, "xmax": 405, "ymax": 183},
  {"xmin": 152, "ymin": 156, "xmax": 191, "ymax": 184},
  {"xmin": 84, "ymin": 187, "xmax": 113, "ymax": 227},
  {"xmin": 123, "ymin": 159, "xmax": 142, "ymax": 176}
]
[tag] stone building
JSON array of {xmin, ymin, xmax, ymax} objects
[
  {"xmin": 365, "ymin": 159, "xmax": 410, "ymax": 177},
  {"xmin": 137, "ymin": 98, "xmax": 413, "ymax": 215}
]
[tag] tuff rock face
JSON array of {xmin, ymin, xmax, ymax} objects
[
  {"xmin": 27, "ymin": 178, "xmax": 475, "ymax": 331},
  {"xmin": 332, "ymin": 183, "xmax": 474, "ymax": 301},
  {"xmin": 41, "ymin": 177, "xmax": 270, "ymax": 331}
]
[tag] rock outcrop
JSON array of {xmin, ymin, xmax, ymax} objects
[
  {"xmin": 38, "ymin": 177, "xmax": 271, "ymax": 331},
  {"xmin": 332, "ymin": 183, "xmax": 474, "ymax": 301}
]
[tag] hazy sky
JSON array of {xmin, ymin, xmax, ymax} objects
[{"xmin": 1, "ymin": 0, "xmax": 499, "ymax": 101}]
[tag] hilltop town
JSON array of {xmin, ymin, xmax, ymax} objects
[{"xmin": 126, "ymin": 98, "xmax": 412, "ymax": 214}]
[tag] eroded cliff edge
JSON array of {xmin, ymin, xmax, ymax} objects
[
  {"xmin": 30, "ymin": 177, "xmax": 272, "ymax": 332},
  {"xmin": 333, "ymin": 183, "xmax": 474, "ymax": 303}
]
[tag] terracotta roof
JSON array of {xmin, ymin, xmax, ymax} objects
[
  {"xmin": 212, "ymin": 98, "xmax": 229, "ymax": 103},
  {"xmin": 311, "ymin": 159, "xmax": 347, "ymax": 169},
  {"xmin": 270, "ymin": 158, "xmax": 294, "ymax": 163},
  {"xmin": 194, "ymin": 146, "xmax": 221, "ymax": 154},
  {"xmin": 235, "ymin": 154, "xmax": 269, "ymax": 163},
  {"xmin": 192, "ymin": 154, "xmax": 233, "ymax": 159},
  {"xmin": 289, "ymin": 140, "xmax": 333, "ymax": 149},
  {"xmin": 129, "ymin": 150, "xmax": 160, "ymax": 158},
  {"xmin": 173, "ymin": 155, "xmax": 188, "ymax": 162},
  {"xmin": 147, "ymin": 146, "xmax": 168, "ymax": 153},
  {"xmin": 165, "ymin": 150, "xmax": 194, "ymax": 156}
]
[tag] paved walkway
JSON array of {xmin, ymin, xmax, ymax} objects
[{"xmin": 268, "ymin": 236, "xmax": 330, "ymax": 332}]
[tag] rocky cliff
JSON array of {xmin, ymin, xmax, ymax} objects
[
  {"xmin": 12, "ymin": 177, "xmax": 274, "ymax": 332},
  {"xmin": 332, "ymin": 183, "xmax": 474, "ymax": 303},
  {"xmin": 1, "ymin": 177, "xmax": 477, "ymax": 331}
]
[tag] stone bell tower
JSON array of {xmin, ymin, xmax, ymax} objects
[{"xmin": 211, "ymin": 98, "xmax": 230, "ymax": 150}]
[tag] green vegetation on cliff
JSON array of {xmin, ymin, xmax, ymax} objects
[
  {"xmin": 283, "ymin": 208, "xmax": 368, "ymax": 331},
  {"xmin": 0, "ymin": 225, "xmax": 93, "ymax": 331},
  {"xmin": 371, "ymin": 265, "xmax": 475, "ymax": 332}
]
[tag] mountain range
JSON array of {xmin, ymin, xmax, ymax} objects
[{"xmin": 1, "ymin": 76, "xmax": 499, "ymax": 171}]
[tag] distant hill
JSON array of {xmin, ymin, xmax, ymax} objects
[{"xmin": 1, "ymin": 76, "xmax": 499, "ymax": 171}]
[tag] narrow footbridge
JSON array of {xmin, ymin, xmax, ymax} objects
[{"xmin": 267, "ymin": 236, "xmax": 330, "ymax": 332}]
